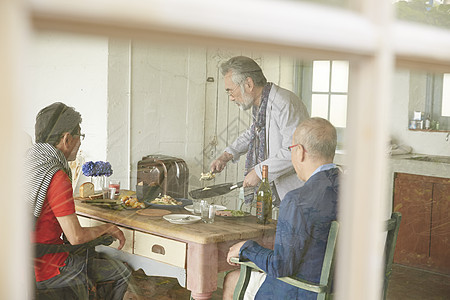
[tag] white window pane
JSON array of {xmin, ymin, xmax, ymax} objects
[
  {"xmin": 311, "ymin": 94, "xmax": 329, "ymax": 119},
  {"xmin": 442, "ymin": 73, "xmax": 450, "ymax": 117},
  {"xmin": 312, "ymin": 61, "xmax": 330, "ymax": 92},
  {"xmin": 330, "ymin": 95, "xmax": 347, "ymax": 127},
  {"xmin": 331, "ymin": 60, "xmax": 349, "ymax": 93}
]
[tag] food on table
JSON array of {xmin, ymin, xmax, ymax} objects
[
  {"xmin": 199, "ymin": 171, "xmax": 215, "ymax": 181},
  {"xmin": 216, "ymin": 209, "xmax": 247, "ymax": 217},
  {"xmin": 150, "ymin": 195, "xmax": 182, "ymax": 205},
  {"xmin": 88, "ymin": 193, "xmax": 103, "ymax": 200},
  {"xmin": 79, "ymin": 182, "xmax": 94, "ymax": 198},
  {"xmin": 121, "ymin": 195, "xmax": 145, "ymax": 209}
]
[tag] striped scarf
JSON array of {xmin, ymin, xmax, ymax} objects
[
  {"xmin": 244, "ymin": 82, "xmax": 272, "ymax": 175},
  {"xmin": 24, "ymin": 143, "xmax": 72, "ymax": 225},
  {"xmin": 244, "ymin": 83, "xmax": 273, "ymax": 204}
]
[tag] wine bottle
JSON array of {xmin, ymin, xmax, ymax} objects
[
  {"xmin": 257, "ymin": 165, "xmax": 272, "ymax": 224},
  {"xmin": 425, "ymin": 114, "xmax": 431, "ymax": 130}
]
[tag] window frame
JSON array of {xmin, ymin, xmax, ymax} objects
[
  {"xmin": 3, "ymin": 0, "xmax": 450, "ymax": 299},
  {"xmin": 296, "ymin": 60, "xmax": 349, "ymax": 148}
]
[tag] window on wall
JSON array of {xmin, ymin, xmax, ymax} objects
[
  {"xmin": 427, "ymin": 72, "xmax": 450, "ymax": 130},
  {"xmin": 311, "ymin": 60, "xmax": 349, "ymax": 128},
  {"xmin": 442, "ymin": 73, "xmax": 450, "ymax": 117}
]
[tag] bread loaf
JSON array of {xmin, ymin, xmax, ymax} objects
[{"xmin": 79, "ymin": 182, "xmax": 94, "ymax": 198}]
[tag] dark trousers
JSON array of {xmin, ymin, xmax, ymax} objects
[{"xmin": 36, "ymin": 253, "xmax": 131, "ymax": 300}]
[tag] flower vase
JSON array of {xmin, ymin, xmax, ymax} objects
[{"xmin": 92, "ymin": 175, "xmax": 107, "ymax": 192}]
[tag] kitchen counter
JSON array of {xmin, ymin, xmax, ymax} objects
[
  {"xmin": 334, "ymin": 151, "xmax": 450, "ymax": 178},
  {"xmin": 333, "ymin": 151, "xmax": 450, "ymax": 209}
]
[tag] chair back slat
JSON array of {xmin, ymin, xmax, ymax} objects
[
  {"xmin": 319, "ymin": 221, "xmax": 339, "ymax": 288},
  {"xmin": 382, "ymin": 212, "xmax": 402, "ymax": 300}
]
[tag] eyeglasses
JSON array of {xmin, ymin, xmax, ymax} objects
[
  {"xmin": 288, "ymin": 144, "xmax": 307, "ymax": 152},
  {"xmin": 73, "ymin": 133, "xmax": 85, "ymax": 141},
  {"xmin": 288, "ymin": 144, "xmax": 299, "ymax": 151},
  {"xmin": 225, "ymin": 80, "xmax": 243, "ymax": 97}
]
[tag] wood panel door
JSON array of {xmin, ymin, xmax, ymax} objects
[
  {"xmin": 430, "ymin": 182, "xmax": 450, "ymax": 274},
  {"xmin": 393, "ymin": 173, "xmax": 433, "ymax": 268}
]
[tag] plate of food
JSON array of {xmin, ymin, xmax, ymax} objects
[
  {"xmin": 120, "ymin": 195, "xmax": 146, "ymax": 210},
  {"xmin": 144, "ymin": 195, "xmax": 192, "ymax": 209},
  {"xmin": 163, "ymin": 214, "xmax": 201, "ymax": 225},
  {"xmin": 184, "ymin": 204, "xmax": 227, "ymax": 213},
  {"xmin": 215, "ymin": 209, "xmax": 251, "ymax": 218}
]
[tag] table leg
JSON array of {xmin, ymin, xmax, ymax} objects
[{"xmin": 187, "ymin": 242, "xmax": 218, "ymax": 300}]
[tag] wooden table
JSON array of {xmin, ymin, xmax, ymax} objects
[{"xmin": 75, "ymin": 200, "xmax": 276, "ymax": 300}]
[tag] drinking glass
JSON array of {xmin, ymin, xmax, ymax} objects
[
  {"xmin": 193, "ymin": 200, "xmax": 201, "ymax": 214},
  {"xmin": 109, "ymin": 180, "xmax": 120, "ymax": 195},
  {"xmin": 200, "ymin": 200, "xmax": 216, "ymax": 223}
]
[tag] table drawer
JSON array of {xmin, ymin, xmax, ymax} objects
[{"xmin": 134, "ymin": 231, "xmax": 186, "ymax": 268}]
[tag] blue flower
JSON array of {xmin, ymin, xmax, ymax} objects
[
  {"xmin": 82, "ymin": 161, "xmax": 95, "ymax": 177},
  {"xmin": 82, "ymin": 161, "xmax": 113, "ymax": 177}
]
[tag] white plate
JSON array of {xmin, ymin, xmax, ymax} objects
[
  {"xmin": 184, "ymin": 204, "xmax": 227, "ymax": 213},
  {"xmin": 163, "ymin": 214, "xmax": 201, "ymax": 224}
]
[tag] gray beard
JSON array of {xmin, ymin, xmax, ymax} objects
[{"xmin": 239, "ymin": 92, "xmax": 254, "ymax": 111}]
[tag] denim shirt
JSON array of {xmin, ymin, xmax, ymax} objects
[{"xmin": 239, "ymin": 167, "xmax": 340, "ymax": 299}]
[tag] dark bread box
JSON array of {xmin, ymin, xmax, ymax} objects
[{"xmin": 137, "ymin": 155, "xmax": 189, "ymax": 199}]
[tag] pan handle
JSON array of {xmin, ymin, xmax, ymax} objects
[{"xmin": 230, "ymin": 181, "xmax": 244, "ymax": 190}]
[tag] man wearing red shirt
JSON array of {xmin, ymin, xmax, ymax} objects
[{"xmin": 25, "ymin": 102, "xmax": 131, "ymax": 299}]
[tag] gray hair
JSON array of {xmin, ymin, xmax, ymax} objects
[
  {"xmin": 294, "ymin": 117, "xmax": 337, "ymax": 161},
  {"xmin": 35, "ymin": 102, "xmax": 82, "ymax": 146},
  {"xmin": 220, "ymin": 56, "xmax": 267, "ymax": 88}
]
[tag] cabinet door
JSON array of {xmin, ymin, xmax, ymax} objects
[
  {"xmin": 393, "ymin": 173, "xmax": 433, "ymax": 268},
  {"xmin": 430, "ymin": 182, "xmax": 450, "ymax": 274}
]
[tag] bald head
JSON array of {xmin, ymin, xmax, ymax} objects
[{"xmin": 293, "ymin": 117, "xmax": 337, "ymax": 162}]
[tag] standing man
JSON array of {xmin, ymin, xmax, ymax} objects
[
  {"xmin": 210, "ymin": 56, "xmax": 309, "ymax": 204},
  {"xmin": 223, "ymin": 117, "xmax": 340, "ymax": 299},
  {"xmin": 25, "ymin": 102, "xmax": 131, "ymax": 299}
]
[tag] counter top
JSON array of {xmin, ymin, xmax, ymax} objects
[
  {"xmin": 334, "ymin": 152, "xmax": 450, "ymax": 179},
  {"xmin": 388, "ymin": 154, "xmax": 450, "ymax": 179}
]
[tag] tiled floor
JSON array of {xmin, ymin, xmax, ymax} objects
[
  {"xmin": 386, "ymin": 264, "xmax": 450, "ymax": 300},
  {"xmin": 123, "ymin": 269, "xmax": 223, "ymax": 300},
  {"xmin": 124, "ymin": 264, "xmax": 450, "ymax": 299}
]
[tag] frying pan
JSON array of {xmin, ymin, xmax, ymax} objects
[{"xmin": 189, "ymin": 181, "xmax": 244, "ymax": 199}]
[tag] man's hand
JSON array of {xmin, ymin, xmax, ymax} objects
[
  {"xmin": 106, "ymin": 225, "xmax": 126, "ymax": 250},
  {"xmin": 227, "ymin": 241, "xmax": 247, "ymax": 266},
  {"xmin": 58, "ymin": 214, "xmax": 126, "ymax": 250},
  {"xmin": 243, "ymin": 169, "xmax": 261, "ymax": 187},
  {"xmin": 210, "ymin": 152, "xmax": 233, "ymax": 173}
]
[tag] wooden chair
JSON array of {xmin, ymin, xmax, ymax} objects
[
  {"xmin": 34, "ymin": 235, "xmax": 115, "ymax": 300},
  {"xmin": 231, "ymin": 221, "xmax": 339, "ymax": 300},
  {"xmin": 382, "ymin": 212, "xmax": 402, "ymax": 300},
  {"xmin": 231, "ymin": 212, "xmax": 402, "ymax": 300}
]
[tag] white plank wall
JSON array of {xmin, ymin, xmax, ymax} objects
[
  {"xmin": 108, "ymin": 41, "xmax": 208, "ymax": 190},
  {"xmin": 107, "ymin": 43, "xmax": 297, "ymax": 210}
]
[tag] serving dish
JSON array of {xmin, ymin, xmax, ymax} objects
[
  {"xmin": 184, "ymin": 204, "xmax": 227, "ymax": 213},
  {"xmin": 144, "ymin": 198, "xmax": 192, "ymax": 209},
  {"xmin": 163, "ymin": 214, "xmax": 201, "ymax": 224}
]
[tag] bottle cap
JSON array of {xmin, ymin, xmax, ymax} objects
[{"xmin": 262, "ymin": 165, "xmax": 268, "ymax": 178}]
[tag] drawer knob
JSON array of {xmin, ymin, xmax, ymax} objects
[{"xmin": 151, "ymin": 244, "xmax": 166, "ymax": 255}]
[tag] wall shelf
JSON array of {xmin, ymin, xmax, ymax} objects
[{"xmin": 408, "ymin": 129, "xmax": 450, "ymax": 133}]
